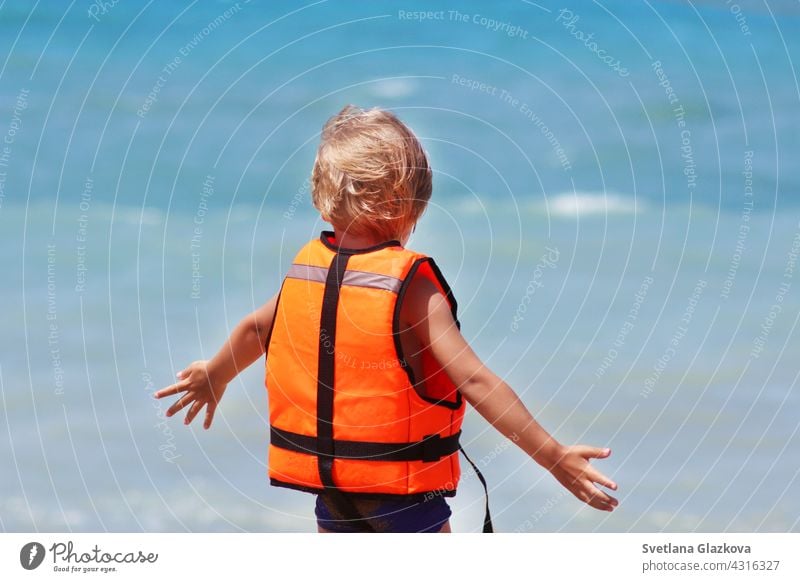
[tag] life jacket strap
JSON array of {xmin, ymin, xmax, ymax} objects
[
  {"xmin": 271, "ymin": 426, "xmax": 462, "ymax": 462},
  {"xmin": 314, "ymin": 251, "xmax": 368, "ymax": 529},
  {"xmin": 458, "ymin": 446, "xmax": 494, "ymax": 533}
]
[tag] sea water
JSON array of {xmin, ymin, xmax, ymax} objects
[{"xmin": 0, "ymin": 0, "xmax": 798, "ymax": 532}]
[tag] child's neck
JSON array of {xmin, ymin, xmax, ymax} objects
[{"xmin": 331, "ymin": 229, "xmax": 398, "ymax": 250}]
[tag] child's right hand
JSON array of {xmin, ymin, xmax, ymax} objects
[
  {"xmin": 153, "ymin": 360, "xmax": 228, "ymax": 429},
  {"xmin": 547, "ymin": 445, "xmax": 619, "ymax": 512}
]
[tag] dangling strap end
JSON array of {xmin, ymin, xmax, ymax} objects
[{"xmin": 459, "ymin": 445, "xmax": 494, "ymax": 533}]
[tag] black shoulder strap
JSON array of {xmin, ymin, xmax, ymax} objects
[{"xmin": 315, "ymin": 250, "xmax": 373, "ymax": 532}]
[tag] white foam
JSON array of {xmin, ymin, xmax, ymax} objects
[
  {"xmin": 547, "ymin": 191, "xmax": 642, "ymax": 217},
  {"xmin": 368, "ymin": 78, "xmax": 418, "ymax": 99},
  {"xmin": 113, "ymin": 206, "xmax": 164, "ymax": 226},
  {"xmin": 454, "ymin": 196, "xmax": 487, "ymax": 215}
]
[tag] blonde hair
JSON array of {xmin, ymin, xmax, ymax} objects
[{"xmin": 310, "ymin": 105, "xmax": 432, "ymax": 241}]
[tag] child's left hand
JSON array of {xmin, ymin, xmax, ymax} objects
[
  {"xmin": 153, "ymin": 360, "xmax": 228, "ymax": 429},
  {"xmin": 547, "ymin": 445, "xmax": 619, "ymax": 512}
]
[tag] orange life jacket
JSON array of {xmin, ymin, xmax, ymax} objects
[{"xmin": 264, "ymin": 231, "xmax": 465, "ymax": 499}]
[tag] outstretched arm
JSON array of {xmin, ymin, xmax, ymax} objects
[
  {"xmin": 154, "ymin": 291, "xmax": 279, "ymax": 428},
  {"xmin": 402, "ymin": 274, "xmax": 618, "ymax": 512},
  {"xmin": 206, "ymin": 291, "xmax": 281, "ymax": 384}
]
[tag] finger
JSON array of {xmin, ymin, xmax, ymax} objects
[
  {"xmin": 176, "ymin": 366, "xmax": 193, "ymax": 380},
  {"xmin": 166, "ymin": 393, "xmax": 195, "ymax": 417},
  {"xmin": 575, "ymin": 445, "xmax": 611, "ymax": 459},
  {"xmin": 184, "ymin": 399, "xmax": 204, "ymax": 425},
  {"xmin": 584, "ymin": 482, "xmax": 619, "ymax": 508},
  {"xmin": 180, "ymin": 361, "xmax": 203, "ymax": 376},
  {"xmin": 587, "ymin": 467, "xmax": 618, "ymax": 491},
  {"xmin": 203, "ymin": 400, "xmax": 217, "ymax": 430},
  {"xmin": 589, "ymin": 497, "xmax": 615, "ymax": 512},
  {"xmin": 154, "ymin": 378, "xmax": 191, "ymax": 399},
  {"xmin": 576, "ymin": 487, "xmax": 614, "ymax": 511}
]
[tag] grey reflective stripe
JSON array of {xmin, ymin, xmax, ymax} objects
[
  {"xmin": 344, "ymin": 270, "xmax": 403, "ymax": 293},
  {"xmin": 285, "ymin": 263, "xmax": 402, "ymax": 293},
  {"xmin": 285, "ymin": 263, "xmax": 327, "ymax": 284}
]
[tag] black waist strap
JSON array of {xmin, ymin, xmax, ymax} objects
[
  {"xmin": 271, "ymin": 426, "xmax": 462, "ymax": 463},
  {"xmin": 272, "ymin": 425, "xmax": 493, "ymax": 533}
]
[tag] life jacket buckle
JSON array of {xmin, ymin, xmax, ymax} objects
[{"xmin": 421, "ymin": 433, "xmax": 443, "ymax": 463}]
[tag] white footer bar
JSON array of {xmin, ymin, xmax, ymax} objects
[{"xmin": 1, "ymin": 533, "xmax": 797, "ymax": 581}]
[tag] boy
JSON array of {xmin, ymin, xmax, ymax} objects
[{"xmin": 155, "ymin": 105, "xmax": 618, "ymax": 533}]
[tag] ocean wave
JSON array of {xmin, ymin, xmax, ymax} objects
[
  {"xmin": 113, "ymin": 206, "xmax": 164, "ymax": 226},
  {"xmin": 546, "ymin": 191, "xmax": 643, "ymax": 217},
  {"xmin": 368, "ymin": 78, "xmax": 418, "ymax": 99}
]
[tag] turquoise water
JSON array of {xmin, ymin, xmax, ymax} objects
[{"xmin": 1, "ymin": 0, "xmax": 799, "ymax": 532}]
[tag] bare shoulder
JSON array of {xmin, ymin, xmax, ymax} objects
[
  {"xmin": 399, "ymin": 266, "xmax": 454, "ymax": 330},
  {"xmin": 399, "ymin": 263, "xmax": 490, "ymax": 392}
]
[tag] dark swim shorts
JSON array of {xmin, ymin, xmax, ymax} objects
[{"xmin": 315, "ymin": 492, "xmax": 452, "ymax": 533}]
